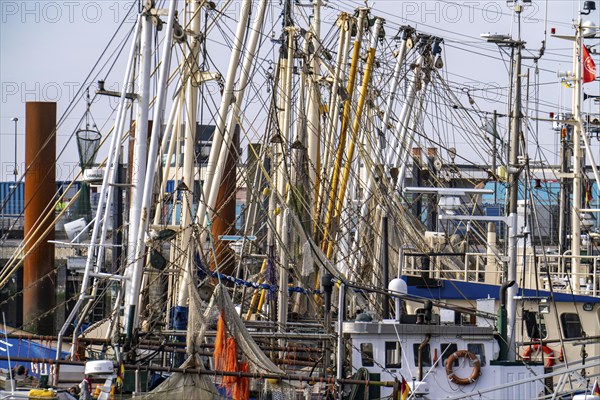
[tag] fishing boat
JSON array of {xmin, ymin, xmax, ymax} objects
[{"xmin": 0, "ymin": 0, "xmax": 599, "ymax": 398}]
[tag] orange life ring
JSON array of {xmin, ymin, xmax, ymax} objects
[
  {"xmin": 522, "ymin": 344, "xmax": 555, "ymax": 367},
  {"xmin": 445, "ymin": 350, "xmax": 481, "ymax": 386}
]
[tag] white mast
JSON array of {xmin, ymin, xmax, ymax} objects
[
  {"xmin": 123, "ymin": 2, "xmax": 153, "ymax": 337},
  {"xmin": 379, "ymin": 27, "xmax": 413, "ymax": 163},
  {"xmin": 276, "ymin": 5, "xmax": 296, "ymax": 331},
  {"xmin": 56, "ymin": 14, "xmax": 143, "ymax": 359},
  {"xmin": 389, "ymin": 52, "xmax": 424, "ymax": 185},
  {"xmin": 195, "ymin": 0, "xmax": 253, "ymax": 243},
  {"xmin": 125, "ymin": 0, "xmax": 179, "ymax": 336},
  {"xmin": 306, "ymin": 0, "xmax": 321, "ymax": 204},
  {"xmin": 319, "ymin": 16, "xmax": 351, "ymax": 219},
  {"xmin": 176, "ymin": 0, "xmax": 203, "ymax": 307},
  {"xmin": 571, "ymin": 16, "xmax": 583, "ymax": 293}
]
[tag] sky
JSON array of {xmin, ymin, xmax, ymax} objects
[{"xmin": 0, "ymin": 0, "xmax": 599, "ymax": 182}]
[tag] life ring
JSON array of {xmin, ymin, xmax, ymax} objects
[
  {"xmin": 522, "ymin": 344, "xmax": 555, "ymax": 367},
  {"xmin": 445, "ymin": 350, "xmax": 481, "ymax": 386}
]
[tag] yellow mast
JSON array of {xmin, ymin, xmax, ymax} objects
[
  {"xmin": 313, "ymin": 14, "xmax": 351, "ymax": 237},
  {"xmin": 327, "ymin": 18, "xmax": 383, "ymax": 259},
  {"xmin": 320, "ymin": 9, "xmax": 367, "ymax": 254}
]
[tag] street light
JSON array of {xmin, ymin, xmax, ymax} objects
[{"xmin": 10, "ymin": 117, "xmax": 18, "ymax": 181}]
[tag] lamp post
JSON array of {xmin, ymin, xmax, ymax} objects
[{"xmin": 11, "ymin": 117, "xmax": 18, "ymax": 181}]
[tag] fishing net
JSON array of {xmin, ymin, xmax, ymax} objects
[
  {"xmin": 144, "ymin": 268, "xmax": 286, "ymax": 398},
  {"xmin": 262, "ymin": 379, "xmax": 297, "ymax": 399},
  {"xmin": 199, "ymin": 283, "xmax": 284, "ymax": 375},
  {"xmin": 138, "ymin": 354, "xmax": 220, "ymax": 399}
]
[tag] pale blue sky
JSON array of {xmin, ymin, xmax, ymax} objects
[{"xmin": 0, "ymin": 0, "xmax": 598, "ymax": 181}]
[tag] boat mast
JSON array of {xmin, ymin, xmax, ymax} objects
[
  {"xmin": 506, "ymin": 4, "xmax": 524, "ymax": 362},
  {"xmin": 391, "ymin": 47, "xmax": 426, "ymax": 186},
  {"xmin": 380, "ymin": 26, "xmax": 413, "ymax": 164},
  {"xmin": 125, "ymin": 0, "xmax": 179, "ymax": 343},
  {"xmin": 56, "ymin": 14, "xmax": 143, "ymax": 360},
  {"xmin": 314, "ymin": 15, "xmax": 351, "ymax": 235},
  {"xmin": 176, "ymin": 0, "xmax": 203, "ymax": 308},
  {"xmin": 307, "ymin": 0, "xmax": 321, "ymax": 210},
  {"xmin": 195, "ymin": 0, "xmax": 253, "ymax": 245},
  {"xmin": 276, "ymin": 0, "xmax": 295, "ymax": 333},
  {"xmin": 320, "ymin": 9, "xmax": 367, "ymax": 257},
  {"xmin": 571, "ymin": 16, "xmax": 583, "ymax": 293},
  {"xmin": 124, "ymin": 2, "xmax": 153, "ymax": 338}
]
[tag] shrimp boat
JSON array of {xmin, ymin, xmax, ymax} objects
[{"xmin": 1, "ymin": 0, "xmax": 599, "ymax": 398}]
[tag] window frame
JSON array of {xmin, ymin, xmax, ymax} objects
[
  {"xmin": 385, "ymin": 341, "xmax": 402, "ymax": 368},
  {"xmin": 560, "ymin": 313, "xmax": 583, "ymax": 339},
  {"xmin": 523, "ymin": 310, "xmax": 548, "ymax": 340},
  {"xmin": 441, "ymin": 343, "xmax": 458, "ymax": 367},
  {"xmin": 360, "ymin": 342, "xmax": 375, "ymax": 367},
  {"xmin": 413, "ymin": 343, "xmax": 432, "ymax": 367},
  {"xmin": 467, "ymin": 343, "xmax": 486, "ymax": 366}
]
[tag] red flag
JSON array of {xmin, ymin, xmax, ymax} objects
[
  {"xmin": 593, "ymin": 378, "xmax": 600, "ymax": 396},
  {"xmin": 583, "ymin": 45, "xmax": 596, "ymax": 83},
  {"xmin": 401, "ymin": 376, "xmax": 411, "ymax": 400}
]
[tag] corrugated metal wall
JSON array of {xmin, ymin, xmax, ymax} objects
[
  {"xmin": 0, "ymin": 182, "xmax": 24, "ymax": 215},
  {"xmin": 0, "ymin": 181, "xmax": 80, "ymax": 216}
]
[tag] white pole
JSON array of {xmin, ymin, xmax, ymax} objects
[
  {"xmin": 321, "ymin": 20, "xmax": 350, "ymax": 199},
  {"xmin": 204, "ymin": 0, "xmax": 269, "ymax": 277},
  {"xmin": 307, "ymin": 0, "xmax": 321, "ymax": 197},
  {"xmin": 177, "ymin": 0, "xmax": 203, "ymax": 307},
  {"xmin": 379, "ymin": 30, "xmax": 411, "ymax": 162},
  {"xmin": 388, "ymin": 54, "xmax": 423, "ymax": 173},
  {"xmin": 195, "ymin": 0, "xmax": 253, "ymax": 239},
  {"xmin": 275, "ymin": 19, "xmax": 296, "ymax": 328},
  {"xmin": 56, "ymin": 14, "xmax": 142, "ymax": 359},
  {"xmin": 124, "ymin": 5, "xmax": 153, "ymax": 334},
  {"xmin": 571, "ymin": 18, "xmax": 583, "ymax": 293},
  {"xmin": 398, "ymin": 79, "xmax": 428, "ymax": 188},
  {"xmin": 126, "ymin": 0, "xmax": 178, "ymax": 334},
  {"xmin": 152, "ymin": 95, "xmax": 183, "ymax": 226}
]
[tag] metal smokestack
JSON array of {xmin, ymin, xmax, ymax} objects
[{"xmin": 23, "ymin": 102, "xmax": 56, "ymax": 334}]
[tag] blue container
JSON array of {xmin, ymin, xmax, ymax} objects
[{"xmin": 0, "ymin": 182, "xmax": 24, "ymax": 216}]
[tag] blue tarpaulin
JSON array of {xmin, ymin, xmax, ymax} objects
[{"xmin": 0, "ymin": 331, "xmax": 69, "ymax": 377}]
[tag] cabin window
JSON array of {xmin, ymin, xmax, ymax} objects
[
  {"xmin": 413, "ymin": 343, "xmax": 431, "ymax": 367},
  {"xmin": 560, "ymin": 313, "xmax": 583, "ymax": 339},
  {"xmin": 360, "ymin": 343, "xmax": 374, "ymax": 367},
  {"xmin": 523, "ymin": 310, "xmax": 547, "ymax": 339},
  {"xmin": 385, "ymin": 341, "xmax": 402, "ymax": 368},
  {"xmin": 441, "ymin": 343, "xmax": 458, "ymax": 367},
  {"xmin": 467, "ymin": 343, "xmax": 486, "ymax": 366}
]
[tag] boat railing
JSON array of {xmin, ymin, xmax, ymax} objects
[{"xmin": 402, "ymin": 252, "xmax": 599, "ymax": 297}]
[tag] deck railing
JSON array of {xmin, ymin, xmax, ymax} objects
[{"xmin": 402, "ymin": 252, "xmax": 600, "ymax": 297}]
